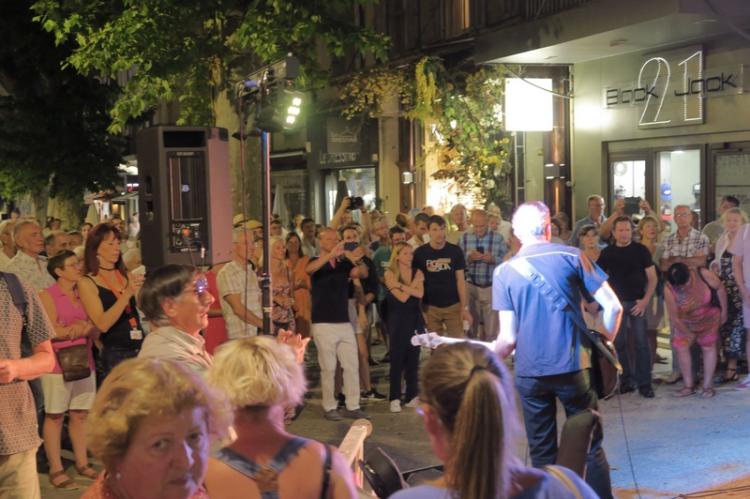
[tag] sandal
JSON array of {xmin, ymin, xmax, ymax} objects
[
  {"xmin": 674, "ymin": 386, "xmax": 696, "ymax": 397},
  {"xmin": 49, "ymin": 470, "xmax": 78, "ymax": 490},
  {"xmin": 76, "ymin": 463, "xmax": 98, "ymax": 479},
  {"xmin": 701, "ymin": 387, "xmax": 716, "ymax": 398}
]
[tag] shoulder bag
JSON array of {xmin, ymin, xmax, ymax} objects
[{"xmin": 508, "ymin": 257, "xmax": 622, "ymax": 400}]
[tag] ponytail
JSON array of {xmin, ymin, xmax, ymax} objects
[
  {"xmin": 447, "ymin": 369, "xmax": 510, "ymax": 499},
  {"xmin": 420, "ymin": 343, "xmax": 519, "ymax": 499}
]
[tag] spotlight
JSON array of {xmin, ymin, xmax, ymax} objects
[{"xmin": 256, "ymin": 88, "xmax": 304, "ymax": 132}]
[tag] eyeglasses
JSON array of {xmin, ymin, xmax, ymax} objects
[{"xmin": 184, "ymin": 275, "xmax": 209, "ymax": 298}]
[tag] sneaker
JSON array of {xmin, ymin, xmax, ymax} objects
[
  {"xmin": 362, "ymin": 389, "xmax": 387, "ymax": 401},
  {"xmin": 324, "ymin": 409, "xmax": 343, "ymax": 421},
  {"xmin": 404, "ymin": 397, "xmax": 420, "ymax": 408},
  {"xmin": 390, "ymin": 400, "xmax": 402, "ymax": 413},
  {"xmin": 342, "ymin": 408, "xmax": 370, "ymax": 420},
  {"xmin": 638, "ymin": 385, "xmax": 655, "ymax": 398},
  {"xmin": 738, "ymin": 374, "xmax": 750, "ymax": 388}
]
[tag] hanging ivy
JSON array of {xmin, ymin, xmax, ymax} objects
[{"xmin": 341, "ymin": 56, "xmax": 515, "ymax": 210}]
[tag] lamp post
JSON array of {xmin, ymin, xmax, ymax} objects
[{"xmin": 236, "ymin": 55, "xmax": 302, "ymax": 334}]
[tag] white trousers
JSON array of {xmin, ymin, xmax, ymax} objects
[{"xmin": 312, "ymin": 322, "xmax": 360, "ymax": 411}]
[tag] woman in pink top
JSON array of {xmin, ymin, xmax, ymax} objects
[
  {"xmin": 39, "ymin": 250, "xmax": 99, "ymax": 489},
  {"xmin": 664, "ymin": 262, "xmax": 727, "ymax": 398}
]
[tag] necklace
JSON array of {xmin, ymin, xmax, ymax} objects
[{"xmin": 99, "ymin": 266, "xmax": 116, "ymax": 271}]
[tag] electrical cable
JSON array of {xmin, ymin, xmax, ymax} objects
[
  {"xmin": 499, "ymin": 63, "xmax": 573, "ymax": 100},
  {"xmin": 614, "ymin": 389, "xmax": 642, "ymax": 499}
]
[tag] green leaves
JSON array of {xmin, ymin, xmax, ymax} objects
[
  {"xmin": 31, "ymin": 0, "xmax": 390, "ymax": 132},
  {"xmin": 342, "ymin": 57, "xmax": 514, "ymax": 208}
]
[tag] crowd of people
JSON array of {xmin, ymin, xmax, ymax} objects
[{"xmin": 1, "ymin": 189, "xmax": 749, "ymax": 498}]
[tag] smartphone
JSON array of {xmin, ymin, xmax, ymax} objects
[
  {"xmin": 476, "ymin": 246, "xmax": 485, "ymax": 253},
  {"xmin": 344, "ymin": 242, "xmax": 359, "ymax": 252}
]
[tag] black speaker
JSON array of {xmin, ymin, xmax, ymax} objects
[{"xmin": 136, "ymin": 126, "xmax": 232, "ymax": 269}]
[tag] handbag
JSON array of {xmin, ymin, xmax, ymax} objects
[
  {"xmin": 56, "ymin": 342, "xmax": 91, "ymax": 382},
  {"xmin": 508, "ymin": 257, "xmax": 622, "ymax": 400}
]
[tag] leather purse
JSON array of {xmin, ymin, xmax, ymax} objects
[{"xmin": 56, "ymin": 343, "xmax": 91, "ymax": 382}]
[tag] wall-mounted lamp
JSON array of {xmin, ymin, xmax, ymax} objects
[
  {"xmin": 544, "ymin": 163, "xmax": 565, "ymax": 180},
  {"xmin": 401, "ymin": 171, "xmax": 414, "ymax": 184}
]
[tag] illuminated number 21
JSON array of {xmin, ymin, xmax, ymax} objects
[
  {"xmin": 637, "ymin": 57, "xmax": 671, "ymax": 126},
  {"xmin": 678, "ymin": 50, "xmax": 703, "ymax": 122}
]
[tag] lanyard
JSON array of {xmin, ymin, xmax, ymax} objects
[{"xmin": 98, "ymin": 271, "xmax": 139, "ymax": 330}]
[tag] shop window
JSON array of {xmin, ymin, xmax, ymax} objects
[{"xmin": 714, "ymin": 152, "xmax": 750, "ymax": 209}]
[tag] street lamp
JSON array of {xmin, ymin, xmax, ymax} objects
[{"xmin": 235, "ymin": 54, "xmax": 303, "ymax": 334}]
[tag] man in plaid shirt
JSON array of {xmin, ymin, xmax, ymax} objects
[
  {"xmin": 460, "ymin": 209, "xmax": 508, "ymax": 340},
  {"xmin": 660, "ymin": 204, "xmax": 709, "ymax": 383}
]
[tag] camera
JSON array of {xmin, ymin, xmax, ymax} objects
[
  {"xmin": 344, "ymin": 241, "xmax": 359, "ymax": 252},
  {"xmin": 349, "ymin": 196, "xmax": 364, "ymax": 210},
  {"xmin": 624, "ymin": 197, "xmax": 640, "ymax": 216}
]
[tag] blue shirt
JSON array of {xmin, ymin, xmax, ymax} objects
[
  {"xmin": 493, "ymin": 242, "xmax": 607, "ymax": 377},
  {"xmin": 459, "ymin": 230, "xmax": 507, "ymax": 287}
]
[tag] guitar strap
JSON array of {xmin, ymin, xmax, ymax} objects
[{"xmin": 507, "ymin": 257, "xmax": 622, "ymax": 372}]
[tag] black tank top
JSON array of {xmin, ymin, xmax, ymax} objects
[{"xmin": 85, "ymin": 275, "xmax": 143, "ymax": 350}]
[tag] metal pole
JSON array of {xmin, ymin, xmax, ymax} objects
[{"xmin": 259, "ymin": 129, "xmax": 273, "ymax": 334}]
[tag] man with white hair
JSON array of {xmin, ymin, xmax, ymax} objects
[
  {"xmin": 217, "ymin": 228, "xmax": 263, "ymax": 338},
  {"xmin": 491, "ymin": 201, "xmax": 623, "ymax": 499},
  {"xmin": 7, "ymin": 220, "xmax": 55, "ymax": 291}
]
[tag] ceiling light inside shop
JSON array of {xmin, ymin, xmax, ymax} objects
[{"xmin": 504, "ymin": 78, "xmax": 553, "ymax": 132}]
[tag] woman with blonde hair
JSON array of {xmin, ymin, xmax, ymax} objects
[
  {"xmin": 205, "ymin": 337, "xmax": 357, "ymax": 498},
  {"xmin": 392, "ymin": 342, "xmax": 596, "ymax": 499},
  {"xmin": 711, "ymin": 207, "xmax": 749, "ymax": 383},
  {"xmin": 384, "ymin": 241, "xmax": 424, "ymax": 413},
  {"xmin": 82, "ymin": 358, "xmax": 232, "ymax": 499}
]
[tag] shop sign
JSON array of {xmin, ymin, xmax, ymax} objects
[
  {"xmin": 320, "ymin": 152, "xmax": 359, "ymax": 164},
  {"xmin": 603, "ymin": 46, "xmax": 744, "ymax": 129},
  {"xmin": 326, "ymin": 117, "xmax": 360, "ymax": 153}
]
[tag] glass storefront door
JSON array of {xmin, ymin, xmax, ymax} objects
[
  {"xmin": 609, "ymin": 154, "xmax": 652, "ymax": 218},
  {"xmin": 656, "ymin": 150, "xmax": 701, "ymax": 231},
  {"xmin": 609, "ymin": 148, "xmax": 701, "ymax": 232}
]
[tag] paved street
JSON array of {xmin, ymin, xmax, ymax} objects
[{"xmin": 40, "ymin": 343, "xmax": 750, "ymax": 498}]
